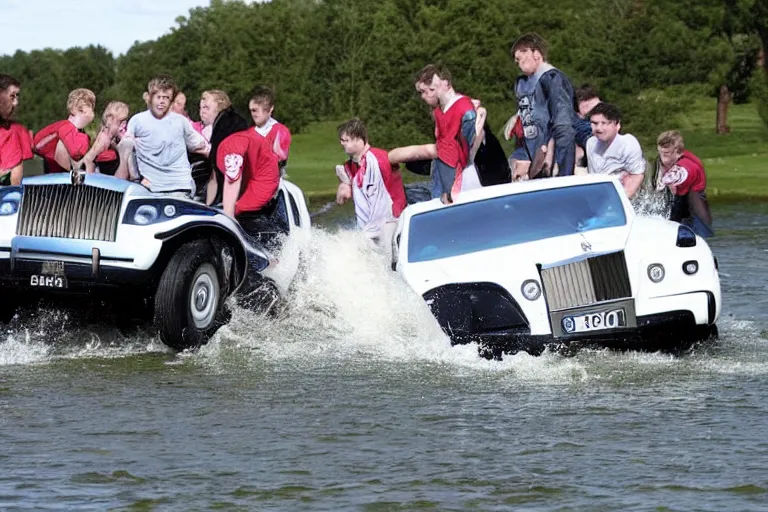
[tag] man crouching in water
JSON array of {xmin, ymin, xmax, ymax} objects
[
  {"xmin": 335, "ymin": 119, "xmax": 407, "ymax": 261},
  {"xmin": 119, "ymin": 74, "xmax": 209, "ymax": 196},
  {"xmin": 654, "ymin": 130, "xmax": 714, "ymax": 237}
]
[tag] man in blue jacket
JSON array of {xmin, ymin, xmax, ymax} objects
[{"xmin": 509, "ymin": 33, "xmax": 578, "ymax": 180}]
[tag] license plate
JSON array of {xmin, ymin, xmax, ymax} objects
[
  {"xmin": 562, "ymin": 308, "xmax": 626, "ymax": 334},
  {"xmin": 30, "ymin": 275, "xmax": 68, "ymax": 288}
]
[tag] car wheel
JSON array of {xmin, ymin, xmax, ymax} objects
[{"xmin": 154, "ymin": 240, "xmax": 227, "ymax": 351}]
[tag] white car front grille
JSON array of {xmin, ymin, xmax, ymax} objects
[
  {"xmin": 541, "ymin": 251, "xmax": 631, "ymax": 310},
  {"xmin": 17, "ymin": 185, "xmax": 124, "ymax": 242}
]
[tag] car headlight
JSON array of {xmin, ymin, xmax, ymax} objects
[
  {"xmin": 0, "ymin": 190, "xmax": 21, "ymax": 216},
  {"xmin": 683, "ymin": 260, "xmax": 699, "ymax": 275},
  {"xmin": 521, "ymin": 279, "xmax": 542, "ymax": 301},
  {"xmin": 647, "ymin": 263, "xmax": 665, "ymax": 283},
  {"xmin": 134, "ymin": 204, "xmax": 159, "ymax": 225}
]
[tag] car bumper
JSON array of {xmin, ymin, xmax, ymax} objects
[
  {"xmin": 449, "ymin": 292, "xmax": 718, "ymax": 357},
  {"xmin": 0, "ymin": 255, "xmax": 155, "ymax": 296}
]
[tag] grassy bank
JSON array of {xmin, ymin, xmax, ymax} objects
[{"xmin": 287, "ymin": 99, "xmax": 768, "ymax": 202}]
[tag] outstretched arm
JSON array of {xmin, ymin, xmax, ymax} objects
[{"xmin": 388, "ymin": 144, "xmax": 437, "ymax": 164}]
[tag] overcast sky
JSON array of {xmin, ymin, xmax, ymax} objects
[{"xmin": 1, "ymin": 0, "xmax": 214, "ymax": 57}]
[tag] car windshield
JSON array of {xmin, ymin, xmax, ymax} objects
[{"xmin": 408, "ymin": 182, "xmax": 627, "ymax": 263}]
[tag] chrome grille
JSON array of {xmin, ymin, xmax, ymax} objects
[
  {"xmin": 17, "ymin": 185, "xmax": 124, "ymax": 242},
  {"xmin": 541, "ymin": 251, "xmax": 631, "ymax": 310}
]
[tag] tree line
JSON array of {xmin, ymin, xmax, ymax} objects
[{"xmin": 2, "ymin": 0, "xmax": 767, "ymax": 147}]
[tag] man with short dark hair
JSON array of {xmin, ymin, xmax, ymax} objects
[
  {"xmin": 335, "ymin": 118, "xmax": 406, "ymax": 258},
  {"xmin": 510, "ymin": 33, "xmax": 576, "ymax": 179},
  {"xmin": 509, "ymin": 33, "xmax": 578, "ymax": 179},
  {"xmin": 586, "ymin": 102, "xmax": 646, "ymax": 199},
  {"xmin": 0, "ymin": 74, "xmax": 25, "ymax": 185},
  {"xmin": 413, "ymin": 64, "xmax": 482, "ymax": 202},
  {"xmin": 248, "ymin": 86, "xmax": 292, "ymax": 174}
]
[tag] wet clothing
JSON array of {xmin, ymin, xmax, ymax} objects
[
  {"xmin": 33, "ymin": 119, "xmax": 90, "ymax": 173},
  {"xmin": 513, "ymin": 64, "xmax": 577, "ymax": 176},
  {"xmin": 126, "ymin": 111, "xmax": 206, "ymax": 194},
  {"xmin": 343, "ymin": 147, "xmax": 407, "ymax": 240},
  {"xmin": 216, "ymin": 128, "xmax": 280, "ymax": 216}
]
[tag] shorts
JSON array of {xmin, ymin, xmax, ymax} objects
[{"xmin": 430, "ymin": 159, "xmax": 456, "ymax": 198}]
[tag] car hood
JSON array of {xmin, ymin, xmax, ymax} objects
[{"xmin": 402, "ymin": 223, "xmax": 633, "ymax": 295}]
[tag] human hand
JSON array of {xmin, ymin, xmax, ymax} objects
[
  {"xmin": 336, "ymin": 183, "xmax": 352, "ymax": 204},
  {"xmin": 503, "ymin": 114, "xmax": 519, "ymax": 141}
]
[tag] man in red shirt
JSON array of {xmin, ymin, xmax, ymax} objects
[
  {"xmin": 654, "ymin": 130, "xmax": 713, "ymax": 237},
  {"xmin": 248, "ymin": 86, "xmax": 292, "ymax": 175},
  {"xmin": 215, "ymin": 128, "xmax": 281, "ymax": 238},
  {"xmin": 416, "ymin": 65, "xmax": 482, "ymax": 202},
  {"xmin": 0, "ymin": 74, "xmax": 25, "ymax": 185},
  {"xmin": 334, "ymin": 118, "xmax": 407, "ymax": 259},
  {"xmin": 33, "ymin": 88, "xmax": 96, "ymax": 173}
]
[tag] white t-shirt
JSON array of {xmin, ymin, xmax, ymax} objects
[
  {"xmin": 126, "ymin": 111, "xmax": 206, "ymax": 193},
  {"xmin": 586, "ymin": 133, "xmax": 646, "ymax": 177}
]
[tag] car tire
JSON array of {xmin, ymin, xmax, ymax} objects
[{"xmin": 154, "ymin": 240, "xmax": 227, "ymax": 351}]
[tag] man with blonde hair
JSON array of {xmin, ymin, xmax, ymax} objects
[
  {"xmin": 33, "ymin": 87, "xmax": 96, "ymax": 173},
  {"xmin": 654, "ymin": 130, "xmax": 713, "ymax": 237},
  {"xmin": 121, "ymin": 74, "xmax": 209, "ymax": 196}
]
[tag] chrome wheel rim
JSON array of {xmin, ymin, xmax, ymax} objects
[{"xmin": 190, "ymin": 265, "xmax": 218, "ymax": 329}]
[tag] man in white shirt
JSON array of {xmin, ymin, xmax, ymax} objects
[
  {"xmin": 121, "ymin": 75, "xmax": 209, "ymax": 196},
  {"xmin": 586, "ymin": 102, "xmax": 646, "ymax": 198}
]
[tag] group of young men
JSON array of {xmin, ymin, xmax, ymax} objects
[
  {"xmin": 0, "ymin": 31, "xmax": 713, "ymax": 255},
  {"xmin": 331, "ymin": 32, "xmax": 714, "ymax": 256},
  {"xmin": 0, "ymin": 73, "xmax": 293, "ymax": 237}
]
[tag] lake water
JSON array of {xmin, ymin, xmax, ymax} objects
[{"xmin": 1, "ymin": 201, "xmax": 767, "ymax": 511}]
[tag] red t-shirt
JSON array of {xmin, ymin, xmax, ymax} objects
[
  {"xmin": 433, "ymin": 95, "xmax": 475, "ymax": 170},
  {"xmin": 10, "ymin": 123, "xmax": 34, "ymax": 161},
  {"xmin": 344, "ymin": 147, "xmax": 407, "ymax": 218},
  {"xmin": 0, "ymin": 126, "xmax": 23, "ymax": 171},
  {"xmin": 674, "ymin": 150, "xmax": 706, "ymax": 196},
  {"xmin": 33, "ymin": 120, "xmax": 91, "ymax": 173},
  {"xmin": 216, "ymin": 129, "xmax": 280, "ymax": 216}
]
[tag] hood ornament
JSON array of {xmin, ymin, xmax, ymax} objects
[
  {"xmin": 70, "ymin": 169, "xmax": 86, "ymax": 186},
  {"xmin": 580, "ymin": 240, "xmax": 592, "ymax": 252}
]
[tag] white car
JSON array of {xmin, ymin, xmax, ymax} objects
[
  {"xmin": 393, "ymin": 174, "xmax": 721, "ymax": 358},
  {"xmin": 0, "ymin": 171, "xmax": 311, "ymax": 351}
]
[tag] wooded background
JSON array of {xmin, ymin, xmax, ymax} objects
[{"xmin": 2, "ymin": 0, "xmax": 767, "ymax": 146}]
